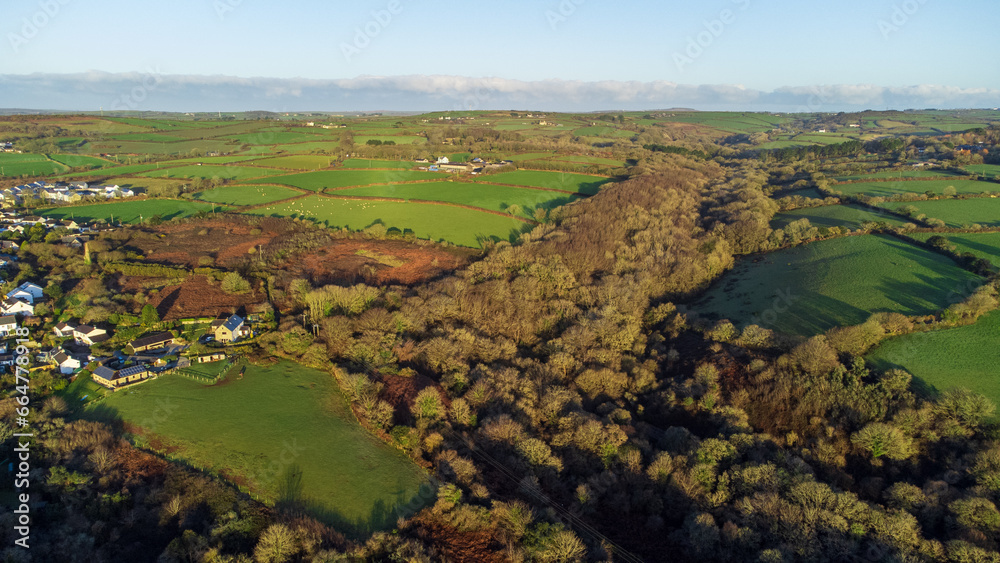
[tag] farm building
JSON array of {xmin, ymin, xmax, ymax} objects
[
  {"xmin": 214, "ymin": 314, "xmax": 245, "ymax": 343},
  {"xmin": 129, "ymin": 332, "xmax": 175, "ymax": 353},
  {"xmin": 197, "ymin": 353, "xmax": 227, "ymax": 363},
  {"xmin": 92, "ymin": 364, "xmax": 151, "ymax": 389}
]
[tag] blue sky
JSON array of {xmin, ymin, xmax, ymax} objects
[{"xmin": 2, "ymin": 0, "xmax": 998, "ymax": 111}]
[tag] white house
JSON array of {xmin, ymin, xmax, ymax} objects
[
  {"xmin": 52, "ymin": 351, "xmax": 82, "ymax": 375},
  {"xmin": 0, "ymin": 315, "xmax": 17, "ymax": 336},
  {"xmin": 73, "ymin": 325, "xmax": 108, "ymax": 346},
  {"xmin": 53, "ymin": 321, "xmax": 77, "ymax": 338},
  {"xmin": 1, "ymin": 297, "xmax": 33, "ymax": 316},
  {"xmin": 7, "ymin": 282, "xmax": 43, "ymax": 304}
]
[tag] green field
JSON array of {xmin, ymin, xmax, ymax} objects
[
  {"xmin": 339, "ymin": 158, "xmax": 419, "ymax": 169},
  {"xmin": 194, "ymin": 184, "xmax": 304, "ymax": 206},
  {"xmin": 505, "ymin": 152, "xmax": 556, "ymax": 161},
  {"xmin": 0, "ymin": 153, "xmax": 67, "ymax": 177},
  {"xmin": 868, "ymin": 310, "xmax": 1000, "ymax": 409},
  {"xmin": 911, "ymin": 232, "xmax": 1000, "ymax": 267},
  {"xmin": 335, "ymin": 181, "xmax": 581, "ymax": 218},
  {"xmin": 553, "ymin": 155, "xmax": 625, "ymax": 167},
  {"xmin": 772, "ymin": 204, "xmax": 907, "ymax": 230},
  {"xmin": 881, "ymin": 198, "xmax": 1000, "ymax": 228},
  {"xmin": 89, "ymin": 361, "xmax": 431, "ymax": 534},
  {"xmin": 966, "ymin": 164, "xmax": 1000, "ymax": 179},
  {"xmin": 253, "ymin": 155, "xmax": 336, "ymax": 170},
  {"xmin": 39, "ymin": 199, "xmax": 217, "ymax": 223},
  {"xmin": 61, "ymin": 163, "xmax": 168, "ymax": 178},
  {"xmin": 354, "ymin": 136, "xmax": 426, "ymax": 145},
  {"xmin": 248, "ymin": 195, "xmax": 528, "ymax": 247},
  {"xmin": 111, "ymin": 133, "xmax": 188, "ymax": 142},
  {"xmin": 834, "ymin": 179, "xmax": 1000, "ymax": 198},
  {"xmin": 691, "ymin": 235, "xmax": 983, "ymax": 336},
  {"xmin": 265, "ymin": 170, "xmax": 447, "ymax": 192},
  {"xmin": 49, "ymin": 154, "xmax": 114, "ymax": 169},
  {"xmin": 225, "ymin": 131, "xmax": 324, "ymax": 145},
  {"xmin": 834, "ymin": 170, "xmax": 962, "ymax": 181},
  {"xmin": 140, "ymin": 164, "xmax": 288, "ymax": 181},
  {"xmin": 476, "ymin": 170, "xmax": 611, "ymax": 194}
]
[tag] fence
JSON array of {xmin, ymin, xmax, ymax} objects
[{"xmin": 177, "ymin": 356, "xmax": 245, "ymax": 385}]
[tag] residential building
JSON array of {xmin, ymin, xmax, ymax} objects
[
  {"xmin": 0, "ymin": 315, "xmax": 17, "ymax": 336},
  {"xmin": 52, "ymin": 351, "xmax": 82, "ymax": 375},
  {"xmin": 73, "ymin": 325, "xmax": 109, "ymax": 346},
  {"xmin": 7, "ymin": 282, "xmax": 43, "ymax": 304},
  {"xmin": 214, "ymin": 314, "xmax": 245, "ymax": 343},
  {"xmin": 92, "ymin": 364, "xmax": 151, "ymax": 389},
  {"xmin": 1, "ymin": 297, "xmax": 33, "ymax": 317}
]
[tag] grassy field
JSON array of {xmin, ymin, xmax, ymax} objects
[
  {"xmin": 911, "ymin": 232, "xmax": 1000, "ymax": 267},
  {"xmin": 61, "ymin": 163, "xmax": 168, "ymax": 178},
  {"xmin": 354, "ymin": 136, "xmax": 426, "ymax": 145},
  {"xmin": 247, "ymin": 194, "xmax": 528, "ymax": 247},
  {"xmin": 252, "ymin": 155, "xmax": 335, "ymax": 170},
  {"xmin": 868, "ymin": 310, "xmax": 1000, "ymax": 408},
  {"xmin": 140, "ymin": 164, "xmax": 288, "ymax": 181},
  {"xmin": 88, "ymin": 361, "xmax": 431, "ymax": 534},
  {"xmin": 552, "ymin": 155, "xmax": 625, "ymax": 167},
  {"xmin": 834, "ymin": 170, "xmax": 962, "ymax": 182},
  {"xmin": 334, "ymin": 181, "xmax": 582, "ymax": 219},
  {"xmin": 966, "ymin": 164, "xmax": 1000, "ymax": 179},
  {"xmin": 690, "ymin": 235, "xmax": 983, "ymax": 336},
  {"xmin": 881, "ymin": 198, "xmax": 1000, "ymax": 228},
  {"xmin": 194, "ymin": 184, "xmax": 304, "ymax": 206},
  {"xmin": 339, "ymin": 158, "xmax": 419, "ymax": 169},
  {"xmin": 476, "ymin": 170, "xmax": 611, "ymax": 194},
  {"xmin": 39, "ymin": 199, "xmax": 217, "ymax": 223},
  {"xmin": 772, "ymin": 204, "xmax": 907, "ymax": 230},
  {"xmin": 834, "ymin": 179, "xmax": 1000, "ymax": 198},
  {"xmin": 49, "ymin": 154, "xmax": 114, "ymax": 169},
  {"xmin": 0, "ymin": 153, "xmax": 67, "ymax": 177},
  {"xmin": 265, "ymin": 170, "xmax": 447, "ymax": 192}
]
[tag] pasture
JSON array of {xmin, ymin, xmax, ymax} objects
[
  {"xmin": 61, "ymin": 163, "xmax": 168, "ymax": 178},
  {"xmin": 89, "ymin": 361, "xmax": 431, "ymax": 535},
  {"xmin": 867, "ymin": 310, "xmax": 1000, "ymax": 410},
  {"xmin": 833, "ymin": 179, "xmax": 1000, "ymax": 198},
  {"xmin": 771, "ymin": 204, "xmax": 907, "ymax": 230},
  {"xmin": 334, "ymin": 181, "xmax": 582, "ymax": 218},
  {"xmin": 253, "ymin": 155, "xmax": 335, "ymax": 170},
  {"xmin": 39, "ymin": 199, "xmax": 216, "ymax": 223},
  {"xmin": 247, "ymin": 194, "xmax": 529, "ymax": 247},
  {"xmin": 194, "ymin": 184, "xmax": 304, "ymax": 206},
  {"xmin": 354, "ymin": 135, "xmax": 426, "ymax": 145},
  {"xmin": 264, "ymin": 170, "xmax": 447, "ymax": 192},
  {"xmin": 340, "ymin": 158, "xmax": 419, "ymax": 169},
  {"xmin": 49, "ymin": 154, "xmax": 113, "ymax": 169},
  {"xmin": 834, "ymin": 170, "xmax": 962, "ymax": 181},
  {"xmin": 0, "ymin": 153, "xmax": 67, "ymax": 177},
  {"xmin": 476, "ymin": 170, "xmax": 611, "ymax": 195},
  {"xmin": 690, "ymin": 235, "xmax": 983, "ymax": 336},
  {"xmin": 966, "ymin": 164, "xmax": 1000, "ymax": 179},
  {"xmin": 140, "ymin": 164, "xmax": 288, "ymax": 181},
  {"xmin": 881, "ymin": 198, "xmax": 1000, "ymax": 228},
  {"xmin": 911, "ymin": 232, "xmax": 1000, "ymax": 267}
]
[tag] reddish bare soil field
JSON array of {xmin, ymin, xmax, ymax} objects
[
  {"xmin": 146, "ymin": 275, "xmax": 264, "ymax": 320},
  {"xmin": 290, "ymin": 239, "xmax": 474, "ymax": 286},
  {"xmin": 127, "ymin": 217, "xmax": 287, "ymax": 268}
]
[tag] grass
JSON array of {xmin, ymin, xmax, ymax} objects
[
  {"xmin": 87, "ymin": 360, "xmax": 431, "ymax": 534},
  {"xmin": 354, "ymin": 136, "xmax": 426, "ymax": 145},
  {"xmin": 340, "ymin": 158, "xmax": 419, "ymax": 169},
  {"xmin": 264, "ymin": 170, "xmax": 447, "ymax": 192},
  {"xmin": 194, "ymin": 184, "xmax": 304, "ymax": 206},
  {"xmin": 334, "ymin": 181, "xmax": 582, "ymax": 219},
  {"xmin": 111, "ymin": 133, "xmax": 188, "ymax": 142},
  {"xmin": 0, "ymin": 153, "xmax": 67, "ymax": 177},
  {"xmin": 690, "ymin": 235, "xmax": 983, "ymax": 336},
  {"xmin": 965, "ymin": 164, "xmax": 1000, "ymax": 179},
  {"xmin": 552, "ymin": 155, "xmax": 625, "ymax": 167},
  {"xmin": 38, "ymin": 199, "xmax": 217, "ymax": 223},
  {"xmin": 49, "ymin": 154, "xmax": 114, "ymax": 169},
  {"xmin": 140, "ymin": 164, "xmax": 288, "ymax": 181},
  {"xmin": 252, "ymin": 155, "xmax": 336, "ymax": 170},
  {"xmin": 772, "ymin": 204, "xmax": 908, "ymax": 230},
  {"xmin": 867, "ymin": 310, "xmax": 1000, "ymax": 410},
  {"xmin": 61, "ymin": 163, "xmax": 165, "ymax": 178},
  {"xmin": 910, "ymin": 232, "xmax": 1000, "ymax": 267},
  {"xmin": 504, "ymin": 152, "xmax": 556, "ymax": 161},
  {"xmin": 834, "ymin": 170, "xmax": 962, "ymax": 181},
  {"xmin": 225, "ymin": 131, "xmax": 324, "ymax": 145},
  {"xmin": 475, "ymin": 170, "xmax": 611, "ymax": 195},
  {"xmin": 881, "ymin": 198, "xmax": 1000, "ymax": 228},
  {"xmin": 247, "ymin": 194, "xmax": 529, "ymax": 247},
  {"xmin": 834, "ymin": 179, "xmax": 1000, "ymax": 198}
]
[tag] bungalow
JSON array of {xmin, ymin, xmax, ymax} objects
[
  {"xmin": 52, "ymin": 351, "xmax": 82, "ymax": 375},
  {"xmin": 74, "ymin": 325, "xmax": 109, "ymax": 346},
  {"xmin": 129, "ymin": 332, "xmax": 175, "ymax": 353},
  {"xmin": 1, "ymin": 297, "xmax": 33, "ymax": 317},
  {"xmin": 214, "ymin": 314, "xmax": 245, "ymax": 343},
  {"xmin": 92, "ymin": 364, "xmax": 151, "ymax": 389},
  {"xmin": 53, "ymin": 321, "xmax": 77, "ymax": 338},
  {"xmin": 7, "ymin": 282, "xmax": 43, "ymax": 304},
  {"xmin": 0, "ymin": 315, "xmax": 17, "ymax": 336}
]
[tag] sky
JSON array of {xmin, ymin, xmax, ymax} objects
[{"xmin": 1, "ymin": 0, "xmax": 998, "ymax": 112}]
